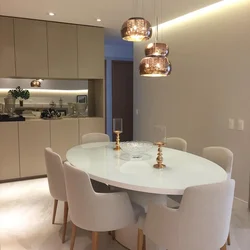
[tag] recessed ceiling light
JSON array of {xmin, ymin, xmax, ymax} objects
[
  {"xmin": 97, "ymin": 18, "xmax": 101, "ymax": 22},
  {"xmin": 48, "ymin": 12, "xmax": 55, "ymax": 16}
]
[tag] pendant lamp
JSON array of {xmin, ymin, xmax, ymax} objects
[
  {"xmin": 121, "ymin": 0, "xmax": 152, "ymax": 42},
  {"xmin": 145, "ymin": 42, "xmax": 169, "ymax": 57},
  {"xmin": 30, "ymin": 79, "xmax": 42, "ymax": 87},
  {"xmin": 139, "ymin": 57, "xmax": 171, "ymax": 77},
  {"xmin": 121, "ymin": 17, "xmax": 152, "ymax": 42}
]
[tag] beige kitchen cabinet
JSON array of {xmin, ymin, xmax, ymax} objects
[
  {"xmin": 78, "ymin": 26, "xmax": 104, "ymax": 79},
  {"xmin": 14, "ymin": 18, "xmax": 48, "ymax": 78},
  {"xmin": 47, "ymin": 22, "xmax": 77, "ymax": 78},
  {"xmin": 78, "ymin": 118, "xmax": 105, "ymax": 141},
  {"xmin": 19, "ymin": 120, "xmax": 50, "ymax": 177},
  {"xmin": 50, "ymin": 119, "xmax": 79, "ymax": 160},
  {"xmin": 0, "ymin": 17, "xmax": 15, "ymax": 77},
  {"xmin": 0, "ymin": 123, "xmax": 19, "ymax": 180}
]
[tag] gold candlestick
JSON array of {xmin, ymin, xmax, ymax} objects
[
  {"xmin": 114, "ymin": 131, "xmax": 121, "ymax": 150},
  {"xmin": 153, "ymin": 142, "xmax": 166, "ymax": 169}
]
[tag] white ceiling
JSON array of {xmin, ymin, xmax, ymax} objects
[{"xmin": 0, "ymin": 0, "xmax": 220, "ymax": 45}]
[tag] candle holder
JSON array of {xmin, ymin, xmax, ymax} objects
[
  {"xmin": 113, "ymin": 118, "xmax": 123, "ymax": 151},
  {"xmin": 153, "ymin": 142, "xmax": 166, "ymax": 169}
]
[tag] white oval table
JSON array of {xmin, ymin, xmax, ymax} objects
[
  {"xmin": 66, "ymin": 142, "xmax": 227, "ymax": 250},
  {"xmin": 66, "ymin": 142, "xmax": 227, "ymax": 195}
]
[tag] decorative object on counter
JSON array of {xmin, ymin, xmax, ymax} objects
[
  {"xmin": 76, "ymin": 103, "xmax": 88, "ymax": 117},
  {"xmin": 113, "ymin": 118, "xmax": 123, "ymax": 151},
  {"xmin": 76, "ymin": 95, "xmax": 87, "ymax": 104},
  {"xmin": 59, "ymin": 97, "xmax": 63, "ymax": 108},
  {"xmin": 41, "ymin": 108, "xmax": 61, "ymax": 119},
  {"xmin": 49, "ymin": 100, "xmax": 56, "ymax": 108},
  {"xmin": 8, "ymin": 86, "xmax": 30, "ymax": 106},
  {"xmin": 4, "ymin": 93, "xmax": 16, "ymax": 114},
  {"xmin": 68, "ymin": 103, "xmax": 77, "ymax": 117},
  {"xmin": 30, "ymin": 79, "xmax": 43, "ymax": 87},
  {"xmin": 120, "ymin": 141, "xmax": 153, "ymax": 159},
  {"xmin": 0, "ymin": 103, "xmax": 4, "ymax": 113},
  {"xmin": 153, "ymin": 141, "xmax": 166, "ymax": 169}
]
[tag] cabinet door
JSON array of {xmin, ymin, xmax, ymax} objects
[
  {"xmin": 78, "ymin": 26, "xmax": 104, "ymax": 79},
  {"xmin": 14, "ymin": 18, "xmax": 48, "ymax": 78},
  {"xmin": 0, "ymin": 123, "xmax": 19, "ymax": 180},
  {"xmin": 79, "ymin": 118, "xmax": 105, "ymax": 141},
  {"xmin": 47, "ymin": 22, "xmax": 77, "ymax": 78},
  {"xmin": 19, "ymin": 121, "xmax": 50, "ymax": 177},
  {"xmin": 0, "ymin": 17, "xmax": 15, "ymax": 77},
  {"xmin": 50, "ymin": 119, "xmax": 79, "ymax": 161}
]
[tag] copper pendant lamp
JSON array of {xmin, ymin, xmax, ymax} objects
[
  {"xmin": 30, "ymin": 79, "xmax": 42, "ymax": 87},
  {"xmin": 121, "ymin": 17, "xmax": 152, "ymax": 42},
  {"xmin": 145, "ymin": 42, "xmax": 169, "ymax": 57},
  {"xmin": 139, "ymin": 57, "xmax": 171, "ymax": 77}
]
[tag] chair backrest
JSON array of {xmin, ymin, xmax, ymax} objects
[
  {"xmin": 81, "ymin": 133, "xmax": 110, "ymax": 144},
  {"xmin": 202, "ymin": 146, "xmax": 233, "ymax": 178},
  {"xmin": 144, "ymin": 180, "xmax": 235, "ymax": 250},
  {"xmin": 178, "ymin": 180, "xmax": 235, "ymax": 250},
  {"xmin": 166, "ymin": 137, "xmax": 187, "ymax": 152},
  {"xmin": 44, "ymin": 147, "xmax": 67, "ymax": 201}
]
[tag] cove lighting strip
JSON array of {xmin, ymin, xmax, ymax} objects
[
  {"xmin": 158, "ymin": 0, "xmax": 242, "ymax": 29},
  {"xmin": 0, "ymin": 88, "xmax": 88, "ymax": 94}
]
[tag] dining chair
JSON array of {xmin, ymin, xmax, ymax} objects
[
  {"xmin": 81, "ymin": 132, "xmax": 110, "ymax": 144},
  {"xmin": 44, "ymin": 147, "xmax": 68, "ymax": 243},
  {"xmin": 63, "ymin": 161, "xmax": 144, "ymax": 250},
  {"xmin": 165, "ymin": 137, "xmax": 187, "ymax": 152},
  {"xmin": 202, "ymin": 146, "xmax": 233, "ymax": 245},
  {"xmin": 139, "ymin": 179, "xmax": 235, "ymax": 250}
]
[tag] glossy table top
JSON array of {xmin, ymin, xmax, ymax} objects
[{"xmin": 66, "ymin": 142, "xmax": 227, "ymax": 195}]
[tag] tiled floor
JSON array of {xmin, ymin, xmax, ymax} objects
[{"xmin": 0, "ymin": 178, "xmax": 249, "ymax": 250}]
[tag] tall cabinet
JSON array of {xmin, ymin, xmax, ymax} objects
[
  {"xmin": 14, "ymin": 18, "xmax": 48, "ymax": 78},
  {"xmin": 47, "ymin": 22, "xmax": 78, "ymax": 78},
  {"xmin": 0, "ymin": 17, "xmax": 15, "ymax": 77}
]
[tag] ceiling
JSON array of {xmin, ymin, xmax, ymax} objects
[{"xmin": 0, "ymin": 0, "xmax": 220, "ymax": 45}]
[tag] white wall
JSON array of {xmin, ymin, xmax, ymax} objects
[
  {"xmin": 0, "ymin": 78, "xmax": 88, "ymax": 106},
  {"xmin": 133, "ymin": 0, "xmax": 250, "ymax": 201}
]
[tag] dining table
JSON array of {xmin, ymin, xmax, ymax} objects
[{"xmin": 66, "ymin": 142, "xmax": 227, "ymax": 250}]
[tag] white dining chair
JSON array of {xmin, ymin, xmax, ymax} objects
[
  {"xmin": 63, "ymin": 161, "xmax": 144, "ymax": 250},
  {"xmin": 44, "ymin": 147, "xmax": 68, "ymax": 243},
  {"xmin": 202, "ymin": 146, "xmax": 233, "ymax": 245},
  {"xmin": 81, "ymin": 132, "xmax": 110, "ymax": 144},
  {"xmin": 165, "ymin": 137, "xmax": 187, "ymax": 152},
  {"xmin": 139, "ymin": 179, "xmax": 235, "ymax": 250}
]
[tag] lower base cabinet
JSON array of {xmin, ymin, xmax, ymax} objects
[
  {"xmin": 0, "ymin": 123, "xmax": 19, "ymax": 180},
  {"xmin": 19, "ymin": 120, "xmax": 50, "ymax": 177}
]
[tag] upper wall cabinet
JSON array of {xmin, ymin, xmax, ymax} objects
[
  {"xmin": 47, "ymin": 22, "xmax": 78, "ymax": 78},
  {"xmin": 14, "ymin": 19, "xmax": 48, "ymax": 78},
  {"xmin": 78, "ymin": 26, "xmax": 104, "ymax": 79},
  {"xmin": 0, "ymin": 17, "xmax": 15, "ymax": 77}
]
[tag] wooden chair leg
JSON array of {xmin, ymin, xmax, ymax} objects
[
  {"xmin": 70, "ymin": 222, "xmax": 77, "ymax": 250},
  {"xmin": 221, "ymin": 243, "xmax": 227, "ymax": 250},
  {"xmin": 92, "ymin": 231, "xmax": 98, "ymax": 250},
  {"xmin": 52, "ymin": 199, "xmax": 58, "ymax": 224},
  {"xmin": 227, "ymin": 232, "xmax": 231, "ymax": 245},
  {"xmin": 62, "ymin": 201, "xmax": 69, "ymax": 243},
  {"xmin": 137, "ymin": 229, "xmax": 144, "ymax": 250}
]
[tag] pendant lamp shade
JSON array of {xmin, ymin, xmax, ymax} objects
[
  {"xmin": 121, "ymin": 17, "xmax": 152, "ymax": 42},
  {"xmin": 30, "ymin": 79, "xmax": 42, "ymax": 87},
  {"xmin": 139, "ymin": 57, "xmax": 171, "ymax": 77},
  {"xmin": 145, "ymin": 42, "xmax": 169, "ymax": 57}
]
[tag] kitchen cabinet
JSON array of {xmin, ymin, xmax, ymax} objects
[
  {"xmin": 78, "ymin": 26, "xmax": 104, "ymax": 79},
  {"xmin": 0, "ymin": 17, "xmax": 15, "ymax": 77},
  {"xmin": 79, "ymin": 118, "xmax": 105, "ymax": 142},
  {"xmin": 47, "ymin": 22, "xmax": 78, "ymax": 78},
  {"xmin": 14, "ymin": 18, "xmax": 48, "ymax": 78},
  {"xmin": 0, "ymin": 123, "xmax": 19, "ymax": 180},
  {"xmin": 19, "ymin": 120, "xmax": 50, "ymax": 177},
  {"xmin": 50, "ymin": 119, "xmax": 79, "ymax": 160}
]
